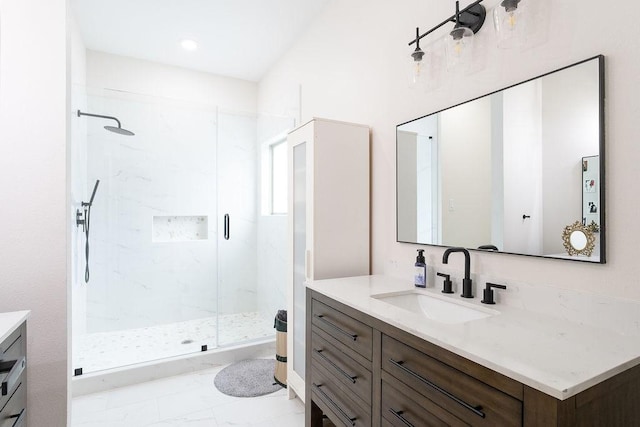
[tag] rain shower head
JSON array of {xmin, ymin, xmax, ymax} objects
[
  {"xmin": 77, "ymin": 110, "xmax": 135, "ymax": 136},
  {"xmin": 104, "ymin": 125, "xmax": 135, "ymax": 136}
]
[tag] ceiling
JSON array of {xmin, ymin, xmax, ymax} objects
[{"xmin": 71, "ymin": 0, "xmax": 331, "ymax": 82}]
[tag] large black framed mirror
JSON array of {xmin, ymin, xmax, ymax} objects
[{"xmin": 397, "ymin": 55, "xmax": 605, "ymax": 263}]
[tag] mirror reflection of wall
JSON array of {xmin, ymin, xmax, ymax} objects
[
  {"xmin": 397, "ymin": 117, "xmax": 439, "ymax": 244},
  {"xmin": 396, "ymin": 56, "xmax": 604, "ymax": 263}
]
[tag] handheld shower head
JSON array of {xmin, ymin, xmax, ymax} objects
[
  {"xmin": 77, "ymin": 110, "xmax": 135, "ymax": 136},
  {"xmin": 88, "ymin": 179, "xmax": 100, "ymax": 206}
]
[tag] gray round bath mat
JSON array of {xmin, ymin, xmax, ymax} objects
[{"xmin": 214, "ymin": 359, "xmax": 283, "ymax": 397}]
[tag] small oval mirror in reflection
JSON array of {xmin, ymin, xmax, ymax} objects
[
  {"xmin": 562, "ymin": 221, "xmax": 596, "ymax": 257},
  {"xmin": 570, "ymin": 231, "xmax": 588, "ymax": 251}
]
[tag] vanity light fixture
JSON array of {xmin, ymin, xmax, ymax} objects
[
  {"xmin": 408, "ymin": 27, "xmax": 427, "ymax": 88},
  {"xmin": 408, "ymin": 0, "xmax": 486, "ymax": 73},
  {"xmin": 493, "ymin": 0, "xmax": 528, "ymax": 48},
  {"xmin": 445, "ymin": 1, "xmax": 485, "ymax": 69}
]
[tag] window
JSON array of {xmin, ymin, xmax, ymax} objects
[{"xmin": 261, "ymin": 134, "xmax": 288, "ymax": 215}]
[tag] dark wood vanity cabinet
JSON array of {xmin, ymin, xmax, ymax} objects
[
  {"xmin": 306, "ymin": 289, "xmax": 640, "ymax": 427},
  {"xmin": 308, "ymin": 299, "xmax": 373, "ymax": 427},
  {"xmin": 0, "ymin": 322, "xmax": 27, "ymax": 427}
]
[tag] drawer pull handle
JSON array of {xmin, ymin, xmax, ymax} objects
[
  {"xmin": 313, "ymin": 383, "xmax": 357, "ymax": 426},
  {"xmin": 389, "ymin": 359, "xmax": 485, "ymax": 418},
  {"xmin": 314, "ymin": 349, "xmax": 357, "ymax": 384},
  {"xmin": 0, "ymin": 357, "xmax": 25, "ymax": 396},
  {"xmin": 388, "ymin": 409, "xmax": 415, "ymax": 427},
  {"xmin": 314, "ymin": 315, "xmax": 358, "ymax": 341},
  {"xmin": 9, "ymin": 408, "xmax": 26, "ymax": 427}
]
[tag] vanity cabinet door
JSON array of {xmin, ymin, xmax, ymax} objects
[{"xmin": 382, "ymin": 334, "xmax": 522, "ymax": 427}]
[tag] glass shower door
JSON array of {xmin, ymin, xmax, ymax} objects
[
  {"xmin": 72, "ymin": 92, "xmax": 220, "ymax": 374},
  {"xmin": 216, "ymin": 111, "xmax": 273, "ymax": 346}
]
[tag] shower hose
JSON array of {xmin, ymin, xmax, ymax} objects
[{"xmin": 84, "ymin": 205, "xmax": 92, "ymax": 283}]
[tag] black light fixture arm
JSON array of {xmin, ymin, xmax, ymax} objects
[
  {"xmin": 77, "ymin": 110, "xmax": 122, "ymax": 129},
  {"xmin": 408, "ymin": 0, "xmax": 485, "ymax": 46}
]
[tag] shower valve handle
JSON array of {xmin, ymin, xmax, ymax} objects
[{"xmin": 76, "ymin": 209, "xmax": 86, "ymax": 231}]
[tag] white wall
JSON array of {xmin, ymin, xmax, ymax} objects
[
  {"xmin": 0, "ymin": 0, "xmax": 68, "ymax": 425},
  {"xmin": 86, "ymin": 51, "xmax": 257, "ymax": 112},
  {"xmin": 258, "ymin": 0, "xmax": 640, "ymax": 300},
  {"xmin": 440, "ymin": 98, "xmax": 493, "ymax": 248}
]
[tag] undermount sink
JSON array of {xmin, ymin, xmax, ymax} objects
[{"xmin": 372, "ymin": 290, "xmax": 498, "ymax": 324}]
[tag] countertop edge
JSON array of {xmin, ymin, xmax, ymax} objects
[
  {"xmin": 0, "ymin": 310, "xmax": 31, "ymax": 344},
  {"xmin": 307, "ymin": 280, "xmax": 638, "ymax": 401}
]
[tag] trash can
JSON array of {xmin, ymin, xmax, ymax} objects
[{"xmin": 274, "ymin": 309, "xmax": 287, "ymax": 387}]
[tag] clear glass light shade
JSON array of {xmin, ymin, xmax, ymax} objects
[
  {"xmin": 408, "ymin": 54, "xmax": 428, "ymax": 89},
  {"xmin": 445, "ymin": 27, "xmax": 474, "ymax": 70},
  {"xmin": 493, "ymin": 3, "xmax": 528, "ymax": 48}
]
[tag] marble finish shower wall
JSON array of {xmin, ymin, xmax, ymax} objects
[{"xmin": 85, "ymin": 95, "xmax": 258, "ymax": 333}]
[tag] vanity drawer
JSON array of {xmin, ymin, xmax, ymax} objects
[
  {"xmin": 311, "ymin": 366, "xmax": 370, "ymax": 427},
  {"xmin": 381, "ymin": 375, "xmax": 468, "ymax": 427},
  {"xmin": 311, "ymin": 332, "xmax": 372, "ymax": 405},
  {"xmin": 0, "ymin": 327, "xmax": 24, "ymax": 363},
  {"xmin": 382, "ymin": 334, "xmax": 522, "ymax": 427},
  {"xmin": 0, "ymin": 356, "xmax": 25, "ymax": 407},
  {"xmin": 0, "ymin": 381, "xmax": 26, "ymax": 427},
  {"xmin": 312, "ymin": 300, "xmax": 372, "ymax": 361}
]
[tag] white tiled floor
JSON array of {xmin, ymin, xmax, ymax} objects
[
  {"xmin": 74, "ymin": 312, "xmax": 275, "ymax": 373},
  {"xmin": 71, "ymin": 364, "xmax": 304, "ymax": 426}
]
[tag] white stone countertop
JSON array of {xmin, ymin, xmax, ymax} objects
[
  {"xmin": 307, "ymin": 275, "xmax": 640, "ymax": 400},
  {"xmin": 0, "ymin": 311, "xmax": 30, "ymax": 344}
]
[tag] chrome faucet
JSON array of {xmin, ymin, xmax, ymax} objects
[{"xmin": 442, "ymin": 247, "xmax": 473, "ymax": 298}]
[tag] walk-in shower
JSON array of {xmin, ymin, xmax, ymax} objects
[{"xmin": 71, "ymin": 92, "xmax": 283, "ymax": 377}]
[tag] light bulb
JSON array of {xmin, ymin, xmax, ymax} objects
[
  {"xmin": 445, "ymin": 27, "xmax": 474, "ymax": 70},
  {"xmin": 493, "ymin": 0, "xmax": 527, "ymax": 48},
  {"xmin": 507, "ymin": 11, "xmax": 517, "ymax": 29},
  {"xmin": 408, "ymin": 39, "xmax": 428, "ymax": 89},
  {"xmin": 408, "ymin": 55, "xmax": 427, "ymax": 89},
  {"xmin": 453, "ymin": 40, "xmax": 463, "ymax": 56}
]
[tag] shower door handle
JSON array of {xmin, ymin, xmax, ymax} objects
[{"xmin": 224, "ymin": 214, "xmax": 230, "ymax": 240}]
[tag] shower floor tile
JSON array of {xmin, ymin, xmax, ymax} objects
[{"xmin": 73, "ymin": 311, "xmax": 275, "ymax": 374}]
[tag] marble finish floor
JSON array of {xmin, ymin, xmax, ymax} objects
[
  {"xmin": 71, "ymin": 364, "xmax": 304, "ymax": 426},
  {"xmin": 74, "ymin": 312, "xmax": 275, "ymax": 373}
]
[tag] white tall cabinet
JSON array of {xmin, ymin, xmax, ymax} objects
[{"xmin": 287, "ymin": 118, "xmax": 370, "ymax": 402}]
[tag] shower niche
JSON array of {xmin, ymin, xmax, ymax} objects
[{"xmin": 152, "ymin": 216, "xmax": 209, "ymax": 242}]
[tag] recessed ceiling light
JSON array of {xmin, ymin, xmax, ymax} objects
[{"xmin": 180, "ymin": 39, "xmax": 198, "ymax": 51}]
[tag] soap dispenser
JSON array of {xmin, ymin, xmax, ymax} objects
[{"xmin": 414, "ymin": 249, "xmax": 427, "ymax": 288}]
